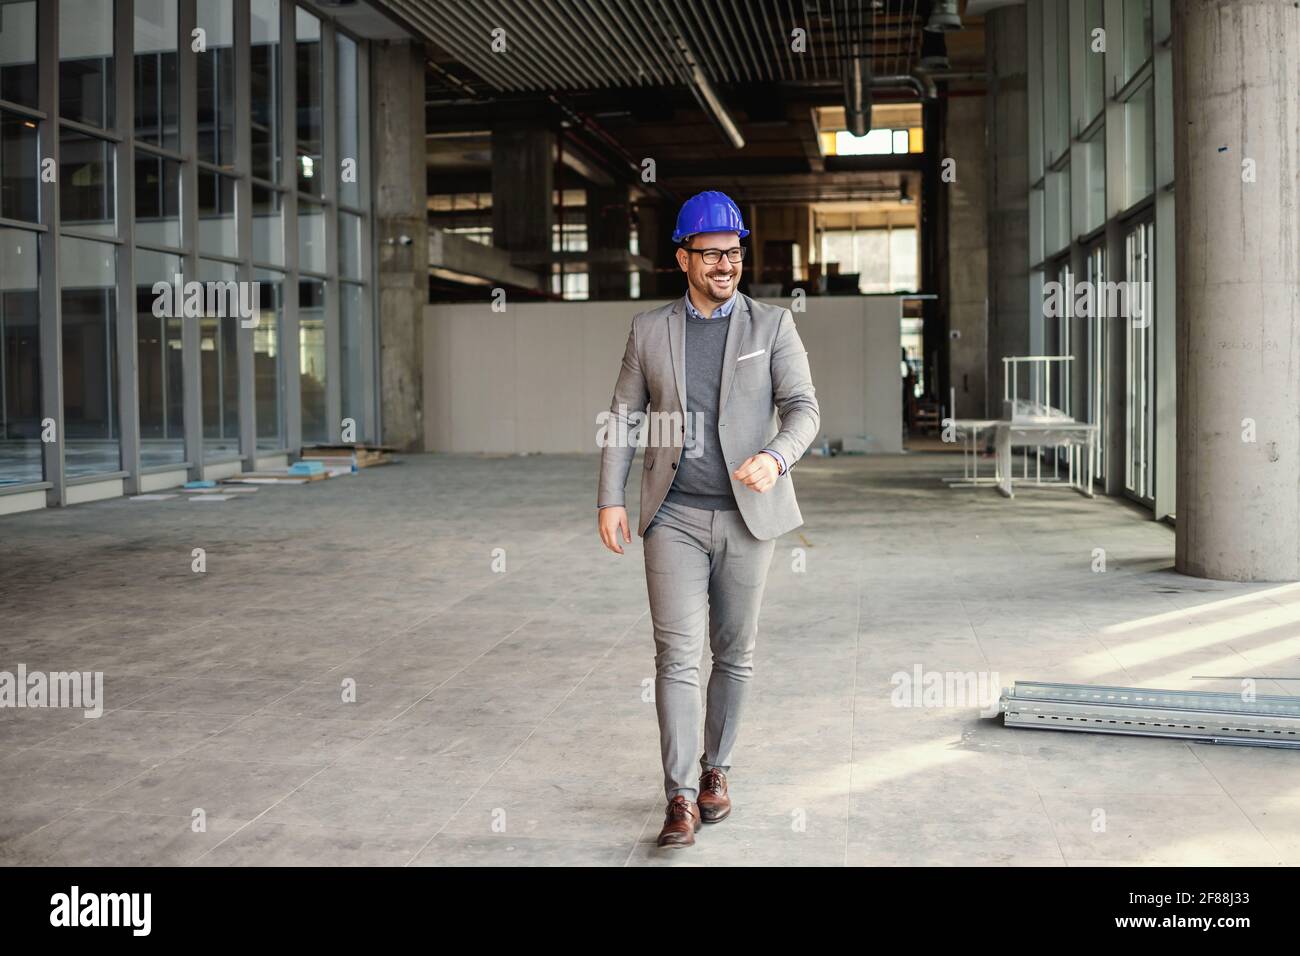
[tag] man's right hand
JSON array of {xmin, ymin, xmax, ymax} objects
[{"xmin": 598, "ymin": 506, "xmax": 632, "ymax": 555}]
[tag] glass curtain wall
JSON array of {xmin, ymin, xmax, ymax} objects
[
  {"xmin": 0, "ymin": 0, "xmax": 376, "ymax": 507},
  {"xmin": 0, "ymin": 0, "xmax": 42, "ymax": 487},
  {"xmin": 1027, "ymin": 0, "xmax": 1173, "ymax": 515}
]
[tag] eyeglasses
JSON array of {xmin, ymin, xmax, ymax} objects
[{"xmin": 683, "ymin": 246, "xmax": 746, "ymax": 265}]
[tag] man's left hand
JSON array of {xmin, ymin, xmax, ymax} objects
[{"xmin": 733, "ymin": 452, "xmax": 780, "ymax": 493}]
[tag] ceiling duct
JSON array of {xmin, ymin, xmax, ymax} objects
[
  {"xmin": 840, "ymin": 0, "xmax": 873, "ymax": 137},
  {"xmin": 925, "ymin": 0, "xmax": 963, "ymax": 32},
  {"xmin": 842, "ymin": 45, "xmax": 872, "ymax": 136},
  {"xmin": 918, "ymin": 29, "xmax": 949, "ymax": 71}
]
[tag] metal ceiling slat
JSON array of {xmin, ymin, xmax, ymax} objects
[
  {"xmin": 825, "ymin": 0, "xmax": 840, "ymax": 82},
  {"xmin": 626, "ymin": 0, "xmax": 691, "ymax": 89},
  {"xmin": 520, "ymin": 0, "xmax": 600, "ymax": 89},
  {"xmin": 785, "ymin": 0, "xmax": 807, "ymax": 81},
  {"xmin": 772, "ymin": 0, "xmax": 797, "ymax": 83},
  {"xmin": 728, "ymin": 0, "xmax": 763, "ymax": 83},
  {"xmin": 576, "ymin": 0, "xmax": 638, "ymax": 86},
  {"xmin": 422, "ymin": 0, "xmax": 532, "ymax": 91},
  {"xmin": 904, "ymin": 0, "xmax": 920, "ymax": 78},
  {"xmin": 405, "ymin": 2, "xmax": 511, "ymax": 91},
  {"xmin": 490, "ymin": 0, "xmax": 575, "ymax": 89},
  {"xmin": 588, "ymin": 0, "xmax": 663, "ymax": 87},
  {"xmin": 673, "ymin": 0, "xmax": 735, "ymax": 85},
  {"xmin": 750, "ymin": 0, "xmax": 777, "ymax": 83},
  {"xmin": 564, "ymin": 0, "xmax": 630, "ymax": 87},
  {"xmin": 815, "ymin": 0, "xmax": 833, "ymax": 81},
  {"xmin": 439, "ymin": 0, "xmax": 546, "ymax": 91}
]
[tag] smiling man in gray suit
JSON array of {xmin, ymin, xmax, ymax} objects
[{"xmin": 597, "ymin": 191, "xmax": 820, "ymax": 848}]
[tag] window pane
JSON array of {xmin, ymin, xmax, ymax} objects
[
  {"xmin": 339, "ymin": 281, "xmax": 364, "ymax": 440},
  {"xmin": 298, "ymin": 277, "xmax": 325, "ymax": 444},
  {"xmin": 59, "ymin": 127, "xmax": 115, "ymax": 235},
  {"xmin": 59, "ymin": 235, "xmax": 119, "ymax": 477},
  {"xmin": 59, "ymin": 0, "xmax": 115, "ymax": 128},
  {"xmin": 1125, "ymin": 79, "xmax": 1154, "ymax": 206},
  {"xmin": 250, "ymin": 0, "xmax": 280, "ymax": 182},
  {"xmin": 0, "ymin": 110, "xmax": 39, "ymax": 222},
  {"xmin": 0, "ymin": 227, "xmax": 41, "ymax": 484},
  {"xmin": 855, "ymin": 230, "xmax": 889, "ymax": 292},
  {"xmin": 1123, "ymin": 0, "xmax": 1153, "ymax": 82},
  {"xmin": 253, "ymin": 269, "xmax": 283, "ymax": 448},
  {"xmin": 134, "ymin": 247, "xmax": 185, "ymax": 465},
  {"xmin": 196, "ymin": 0, "xmax": 235, "ymax": 167},
  {"xmin": 295, "ymin": 7, "xmax": 322, "ymax": 196},
  {"xmin": 0, "ymin": 0, "xmax": 39, "ymax": 109},
  {"xmin": 339, "ymin": 210, "xmax": 362, "ymax": 279},
  {"xmin": 1029, "ymin": 185, "xmax": 1044, "ymax": 264},
  {"xmin": 198, "ymin": 168, "xmax": 237, "ymax": 257},
  {"xmin": 1082, "ymin": 131, "xmax": 1105, "ymax": 233},
  {"xmin": 298, "ymin": 197, "xmax": 324, "ymax": 273},
  {"xmin": 337, "ymin": 32, "xmax": 360, "ymax": 207},
  {"xmin": 1046, "ymin": 166, "xmax": 1070, "ymax": 252},
  {"xmin": 1083, "ymin": 0, "xmax": 1104, "ymax": 122},
  {"xmin": 1054, "ymin": 0, "xmax": 1069, "ymax": 154},
  {"xmin": 251, "ymin": 183, "xmax": 283, "ymax": 265},
  {"xmin": 889, "ymin": 228, "xmax": 918, "ymax": 292},
  {"xmin": 198, "ymin": 258, "xmax": 239, "ymax": 458},
  {"xmin": 133, "ymin": 0, "xmax": 180, "ymax": 151},
  {"xmin": 135, "ymin": 153, "xmax": 182, "ymax": 248}
]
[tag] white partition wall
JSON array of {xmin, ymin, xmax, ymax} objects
[{"xmin": 423, "ymin": 296, "xmax": 903, "ymax": 456}]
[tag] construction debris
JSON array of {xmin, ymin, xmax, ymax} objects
[
  {"xmin": 999, "ymin": 681, "xmax": 1300, "ymax": 749},
  {"xmin": 222, "ymin": 470, "xmax": 329, "ymax": 484},
  {"xmin": 300, "ymin": 443, "xmax": 394, "ymax": 470}
]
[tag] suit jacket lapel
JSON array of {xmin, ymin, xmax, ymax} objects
[
  {"xmin": 668, "ymin": 297, "xmax": 687, "ymax": 413},
  {"xmin": 718, "ymin": 293, "xmax": 749, "ymax": 408}
]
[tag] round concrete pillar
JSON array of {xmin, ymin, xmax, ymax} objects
[{"xmin": 1173, "ymin": 0, "xmax": 1300, "ymax": 581}]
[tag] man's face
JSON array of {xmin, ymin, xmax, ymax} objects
[{"xmin": 676, "ymin": 230, "xmax": 742, "ymax": 306}]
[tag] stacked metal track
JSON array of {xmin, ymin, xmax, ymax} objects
[{"xmin": 999, "ymin": 682, "xmax": 1300, "ymax": 749}]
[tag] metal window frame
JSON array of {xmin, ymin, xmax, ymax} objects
[
  {"xmin": 1024, "ymin": 0, "xmax": 1175, "ymax": 511},
  {"xmin": 8, "ymin": 0, "xmax": 378, "ymax": 505}
]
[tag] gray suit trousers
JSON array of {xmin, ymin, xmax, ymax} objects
[{"xmin": 643, "ymin": 498, "xmax": 777, "ymax": 803}]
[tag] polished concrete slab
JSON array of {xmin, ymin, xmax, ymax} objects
[{"xmin": 1, "ymin": 452, "xmax": 1297, "ymax": 866}]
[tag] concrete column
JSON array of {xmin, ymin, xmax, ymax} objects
[
  {"xmin": 984, "ymin": 4, "xmax": 1030, "ymax": 416},
  {"xmin": 586, "ymin": 183, "xmax": 631, "ymax": 300},
  {"xmin": 1173, "ymin": 0, "xmax": 1300, "ymax": 581},
  {"xmin": 491, "ymin": 124, "xmax": 555, "ymax": 253},
  {"xmin": 373, "ymin": 40, "xmax": 427, "ymax": 452},
  {"xmin": 946, "ymin": 93, "xmax": 989, "ymax": 418}
]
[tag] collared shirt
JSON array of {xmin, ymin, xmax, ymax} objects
[
  {"xmin": 684, "ymin": 291, "xmax": 738, "ymax": 321},
  {"xmin": 682, "ymin": 292, "xmax": 786, "ymax": 477}
]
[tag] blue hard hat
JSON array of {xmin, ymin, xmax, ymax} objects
[{"xmin": 672, "ymin": 190, "xmax": 749, "ymax": 243}]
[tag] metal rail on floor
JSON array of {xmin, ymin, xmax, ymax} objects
[{"xmin": 999, "ymin": 681, "xmax": 1300, "ymax": 749}]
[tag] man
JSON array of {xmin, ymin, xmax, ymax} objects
[{"xmin": 597, "ymin": 190, "xmax": 820, "ymax": 848}]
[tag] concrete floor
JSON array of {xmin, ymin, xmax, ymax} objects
[{"xmin": 2, "ymin": 452, "xmax": 1298, "ymax": 866}]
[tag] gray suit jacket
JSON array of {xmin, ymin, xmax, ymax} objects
[{"xmin": 597, "ymin": 293, "xmax": 820, "ymax": 541}]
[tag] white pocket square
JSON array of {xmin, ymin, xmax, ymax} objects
[{"xmin": 736, "ymin": 349, "xmax": 766, "ymax": 362}]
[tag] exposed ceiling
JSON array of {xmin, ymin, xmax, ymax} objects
[
  {"xmin": 378, "ymin": 0, "xmax": 985, "ymax": 100},
  {"xmin": 389, "ymin": 1, "xmax": 985, "ymax": 210}
]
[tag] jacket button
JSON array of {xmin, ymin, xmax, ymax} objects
[{"xmin": 670, "ymin": 461, "xmax": 677, "ymax": 470}]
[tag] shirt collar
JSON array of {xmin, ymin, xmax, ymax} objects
[{"xmin": 683, "ymin": 291, "xmax": 738, "ymax": 320}]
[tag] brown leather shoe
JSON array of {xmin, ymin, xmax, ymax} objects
[
  {"xmin": 698, "ymin": 767, "xmax": 731, "ymax": 823},
  {"xmin": 656, "ymin": 795, "xmax": 701, "ymax": 848}
]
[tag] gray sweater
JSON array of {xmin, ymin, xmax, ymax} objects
[{"xmin": 664, "ymin": 309, "xmax": 739, "ymax": 511}]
